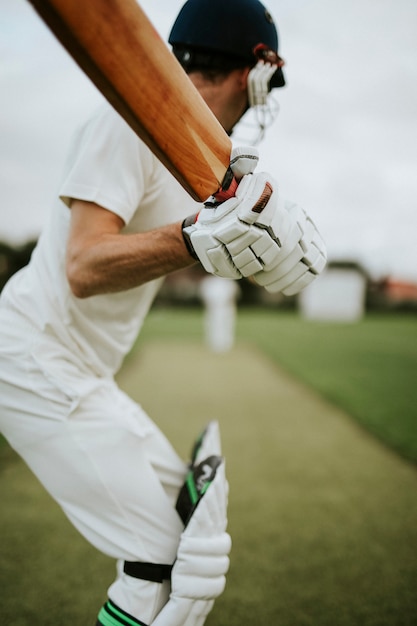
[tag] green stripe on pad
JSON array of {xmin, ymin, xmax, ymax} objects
[
  {"xmin": 201, "ymin": 481, "xmax": 211, "ymax": 495},
  {"xmin": 186, "ymin": 470, "xmax": 199, "ymax": 504},
  {"xmin": 97, "ymin": 601, "xmax": 148, "ymax": 626}
]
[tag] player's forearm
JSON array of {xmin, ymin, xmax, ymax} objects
[{"xmin": 66, "ymin": 222, "xmax": 196, "ymax": 298}]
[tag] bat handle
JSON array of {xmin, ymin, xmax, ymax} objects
[
  {"xmin": 213, "ymin": 146, "xmax": 259, "ymax": 203},
  {"xmin": 213, "ymin": 168, "xmax": 239, "ymax": 203}
]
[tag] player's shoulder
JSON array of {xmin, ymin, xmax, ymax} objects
[
  {"xmin": 85, "ymin": 101, "xmax": 134, "ymax": 137},
  {"xmin": 79, "ymin": 101, "xmax": 156, "ymax": 164}
]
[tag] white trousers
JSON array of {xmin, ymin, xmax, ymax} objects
[{"xmin": 0, "ymin": 311, "xmax": 187, "ymax": 622}]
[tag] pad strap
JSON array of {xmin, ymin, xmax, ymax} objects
[{"xmin": 123, "ymin": 561, "xmax": 173, "ymax": 583}]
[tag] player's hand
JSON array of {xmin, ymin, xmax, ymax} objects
[
  {"xmin": 228, "ymin": 173, "xmax": 327, "ymax": 294},
  {"xmin": 183, "ymin": 170, "xmax": 326, "ymax": 292},
  {"xmin": 250, "ymin": 197, "xmax": 327, "ymax": 295},
  {"xmin": 181, "ymin": 146, "xmax": 261, "ymax": 280},
  {"xmin": 181, "ymin": 194, "xmax": 250, "ymax": 280},
  {"xmin": 191, "ymin": 172, "xmax": 282, "ymax": 279}
]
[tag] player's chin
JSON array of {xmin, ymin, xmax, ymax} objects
[{"xmin": 227, "ymin": 104, "xmax": 251, "ymax": 137}]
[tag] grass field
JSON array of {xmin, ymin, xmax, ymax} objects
[
  {"xmin": 1, "ymin": 307, "xmax": 416, "ymax": 625},
  {"xmin": 139, "ymin": 307, "xmax": 417, "ymax": 463}
]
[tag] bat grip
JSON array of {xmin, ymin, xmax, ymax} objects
[{"xmin": 213, "ymin": 168, "xmax": 239, "ymax": 203}]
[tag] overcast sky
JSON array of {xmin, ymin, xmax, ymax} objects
[{"xmin": 1, "ymin": 0, "xmax": 417, "ymax": 281}]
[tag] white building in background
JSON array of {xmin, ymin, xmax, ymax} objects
[{"xmin": 299, "ymin": 262, "xmax": 369, "ymax": 322}]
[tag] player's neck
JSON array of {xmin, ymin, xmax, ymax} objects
[{"xmin": 190, "ymin": 69, "xmax": 250, "ymax": 134}]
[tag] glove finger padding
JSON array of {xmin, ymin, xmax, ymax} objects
[
  {"xmin": 182, "ymin": 171, "xmax": 271, "ymax": 279},
  {"xmin": 183, "ymin": 201, "xmax": 242, "ymax": 279},
  {"xmin": 229, "ymin": 145, "xmax": 259, "ymax": 178},
  {"xmin": 235, "ymin": 172, "xmax": 277, "ymax": 226},
  {"xmin": 204, "ymin": 174, "xmax": 279, "ymax": 277},
  {"xmin": 187, "ymin": 229, "xmax": 242, "ymax": 279},
  {"xmin": 182, "ymin": 169, "xmax": 326, "ymax": 292},
  {"xmin": 252, "ymin": 201, "xmax": 327, "ymax": 294}
]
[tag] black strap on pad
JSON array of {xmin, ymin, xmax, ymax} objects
[{"xmin": 123, "ymin": 561, "xmax": 173, "ymax": 583}]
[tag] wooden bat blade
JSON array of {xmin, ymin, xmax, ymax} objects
[{"xmin": 28, "ymin": 0, "xmax": 232, "ymax": 201}]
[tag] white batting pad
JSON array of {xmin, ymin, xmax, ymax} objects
[
  {"xmin": 192, "ymin": 421, "xmax": 222, "ymax": 466},
  {"xmin": 152, "ymin": 461, "xmax": 230, "ymax": 626}
]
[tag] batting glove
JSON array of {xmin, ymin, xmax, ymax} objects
[
  {"xmin": 251, "ymin": 198, "xmax": 327, "ymax": 295},
  {"xmin": 229, "ymin": 175, "xmax": 327, "ymax": 294},
  {"xmin": 183, "ymin": 171, "xmax": 326, "ymax": 293},
  {"xmin": 182, "ymin": 146, "xmax": 261, "ymax": 279}
]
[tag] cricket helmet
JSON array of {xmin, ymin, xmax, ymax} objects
[{"xmin": 169, "ymin": 0, "xmax": 285, "ymax": 88}]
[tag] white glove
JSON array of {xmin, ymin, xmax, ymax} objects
[
  {"xmin": 181, "ymin": 146, "xmax": 260, "ymax": 279},
  {"xmin": 182, "ymin": 171, "xmax": 272, "ymax": 279},
  {"xmin": 251, "ymin": 199, "xmax": 327, "ymax": 295},
  {"xmin": 183, "ymin": 171, "xmax": 326, "ymax": 294},
  {"xmin": 198, "ymin": 173, "xmax": 284, "ymax": 279}
]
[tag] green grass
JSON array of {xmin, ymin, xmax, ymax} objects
[
  {"xmin": 138, "ymin": 307, "xmax": 417, "ymax": 464},
  {"xmin": 1, "ymin": 307, "xmax": 416, "ymax": 626},
  {"xmin": 120, "ymin": 330, "xmax": 417, "ymax": 626}
]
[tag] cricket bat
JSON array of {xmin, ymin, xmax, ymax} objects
[{"xmin": 28, "ymin": 0, "xmax": 233, "ymax": 202}]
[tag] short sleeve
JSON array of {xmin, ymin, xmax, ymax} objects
[{"xmin": 59, "ymin": 104, "xmax": 151, "ymax": 224}]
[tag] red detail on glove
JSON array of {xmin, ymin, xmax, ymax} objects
[
  {"xmin": 252, "ymin": 182, "xmax": 273, "ymax": 214},
  {"xmin": 213, "ymin": 176, "xmax": 239, "ymax": 203}
]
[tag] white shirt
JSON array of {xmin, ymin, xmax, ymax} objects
[{"xmin": 1, "ymin": 104, "xmax": 199, "ymax": 377}]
